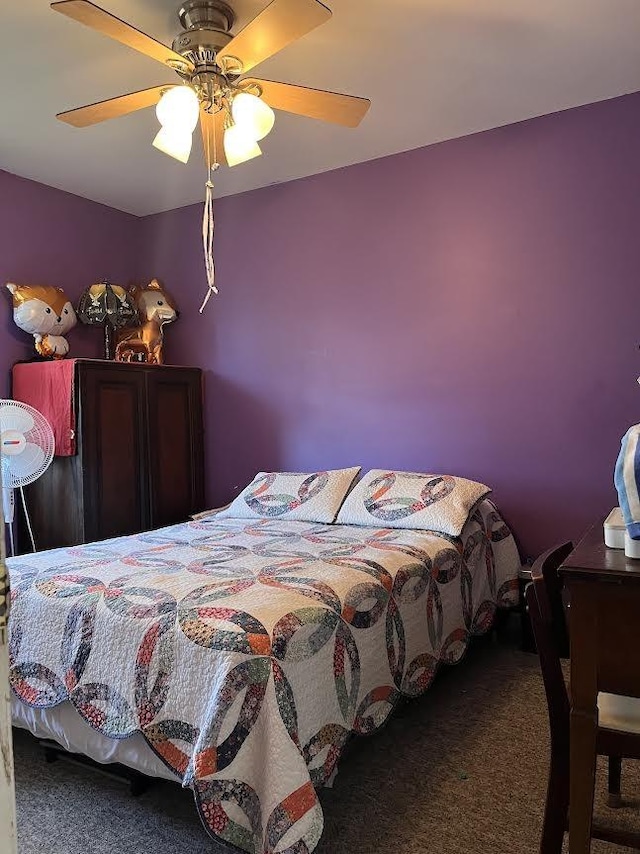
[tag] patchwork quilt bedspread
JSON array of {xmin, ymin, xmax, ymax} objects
[{"xmin": 8, "ymin": 500, "xmax": 520, "ymax": 853}]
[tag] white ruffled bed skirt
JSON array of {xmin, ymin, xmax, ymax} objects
[{"xmin": 12, "ymin": 697, "xmax": 177, "ymax": 782}]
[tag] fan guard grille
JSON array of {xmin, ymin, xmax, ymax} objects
[{"xmin": 0, "ymin": 400, "xmax": 55, "ymax": 488}]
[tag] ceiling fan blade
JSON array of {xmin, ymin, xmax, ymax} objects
[
  {"xmin": 217, "ymin": 0, "xmax": 331, "ymax": 74},
  {"xmin": 200, "ymin": 107, "xmax": 227, "ymax": 168},
  {"xmin": 51, "ymin": 0, "xmax": 193, "ymax": 72},
  {"xmin": 246, "ymin": 79, "xmax": 371, "ymax": 127},
  {"xmin": 57, "ymin": 85, "xmax": 173, "ymax": 127}
]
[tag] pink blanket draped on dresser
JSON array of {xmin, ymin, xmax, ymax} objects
[{"xmin": 12, "ymin": 359, "xmax": 76, "ymax": 455}]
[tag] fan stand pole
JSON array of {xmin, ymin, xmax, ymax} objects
[
  {"xmin": 7, "ymin": 524, "xmax": 15, "ymax": 559},
  {"xmin": 3, "ymin": 488, "xmax": 16, "ymax": 558},
  {"xmin": 19, "ymin": 488, "xmax": 36, "ymax": 554}
]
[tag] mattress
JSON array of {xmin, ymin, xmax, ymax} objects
[{"xmin": 8, "ymin": 499, "xmax": 520, "ymax": 853}]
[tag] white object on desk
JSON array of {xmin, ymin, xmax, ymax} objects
[
  {"xmin": 625, "ymin": 532, "xmax": 640, "ymax": 559},
  {"xmin": 604, "ymin": 507, "xmax": 640, "ymax": 558},
  {"xmin": 604, "ymin": 507, "xmax": 626, "ymax": 549}
]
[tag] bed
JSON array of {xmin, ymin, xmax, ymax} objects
[{"xmin": 9, "ymin": 497, "xmax": 520, "ymax": 853}]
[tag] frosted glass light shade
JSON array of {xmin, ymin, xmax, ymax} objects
[
  {"xmin": 156, "ymin": 86, "xmax": 200, "ymax": 133},
  {"xmin": 152, "ymin": 126, "xmax": 193, "ymax": 163},
  {"xmin": 231, "ymin": 92, "xmax": 275, "ymax": 142},
  {"xmin": 224, "ymin": 124, "xmax": 262, "ymax": 167}
]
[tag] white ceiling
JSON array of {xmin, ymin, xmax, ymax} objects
[{"xmin": 1, "ymin": 0, "xmax": 640, "ymax": 215}]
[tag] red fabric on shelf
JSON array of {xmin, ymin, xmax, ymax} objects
[{"xmin": 12, "ymin": 360, "xmax": 76, "ymax": 456}]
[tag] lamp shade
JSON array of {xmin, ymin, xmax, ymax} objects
[
  {"xmin": 152, "ymin": 126, "xmax": 193, "ymax": 164},
  {"xmin": 156, "ymin": 86, "xmax": 200, "ymax": 133},
  {"xmin": 231, "ymin": 92, "xmax": 275, "ymax": 142},
  {"xmin": 76, "ymin": 281, "xmax": 138, "ymax": 360},
  {"xmin": 224, "ymin": 124, "xmax": 262, "ymax": 167}
]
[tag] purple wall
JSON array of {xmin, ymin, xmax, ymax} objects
[
  {"xmin": 139, "ymin": 92, "xmax": 640, "ymax": 560},
  {"xmin": 3, "ymin": 94, "xmax": 640, "ymax": 558},
  {"xmin": 0, "ymin": 170, "xmax": 141, "ymax": 394}
]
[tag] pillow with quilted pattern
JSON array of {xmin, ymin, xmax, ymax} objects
[
  {"xmin": 216, "ymin": 467, "xmax": 361, "ymax": 523},
  {"xmin": 336, "ymin": 469, "xmax": 491, "ymax": 536}
]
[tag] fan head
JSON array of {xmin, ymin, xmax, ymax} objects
[{"xmin": 0, "ymin": 401, "xmax": 55, "ymax": 489}]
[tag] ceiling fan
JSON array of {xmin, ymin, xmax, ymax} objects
[
  {"xmin": 52, "ymin": 0, "xmax": 370, "ymax": 310},
  {"xmin": 51, "ymin": 0, "xmax": 372, "ymax": 169}
]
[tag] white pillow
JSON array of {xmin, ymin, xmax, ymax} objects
[
  {"xmin": 216, "ymin": 467, "xmax": 361, "ymax": 523},
  {"xmin": 336, "ymin": 469, "xmax": 491, "ymax": 536}
]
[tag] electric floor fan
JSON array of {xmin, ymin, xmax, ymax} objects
[{"xmin": 0, "ymin": 400, "xmax": 55, "ymax": 556}]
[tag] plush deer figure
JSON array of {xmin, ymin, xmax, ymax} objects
[{"xmin": 114, "ymin": 279, "xmax": 179, "ymax": 365}]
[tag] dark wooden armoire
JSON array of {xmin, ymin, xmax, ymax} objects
[{"xmin": 14, "ymin": 359, "xmax": 205, "ymax": 551}]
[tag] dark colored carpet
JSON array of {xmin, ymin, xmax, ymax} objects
[{"xmin": 14, "ymin": 632, "xmax": 640, "ymax": 853}]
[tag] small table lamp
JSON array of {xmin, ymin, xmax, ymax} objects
[{"xmin": 76, "ymin": 281, "xmax": 138, "ymax": 359}]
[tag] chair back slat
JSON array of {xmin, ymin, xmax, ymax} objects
[
  {"xmin": 527, "ymin": 542, "xmax": 574, "ymax": 757},
  {"xmin": 531, "ymin": 541, "xmax": 573, "ymax": 659}
]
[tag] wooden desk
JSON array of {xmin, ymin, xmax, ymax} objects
[{"xmin": 560, "ymin": 522, "xmax": 640, "ymax": 853}]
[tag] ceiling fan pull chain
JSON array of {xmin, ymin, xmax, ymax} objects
[{"xmin": 199, "ymin": 176, "xmax": 218, "ymax": 313}]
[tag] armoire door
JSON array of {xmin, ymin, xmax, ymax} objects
[
  {"xmin": 79, "ymin": 364, "xmax": 150, "ymax": 541},
  {"xmin": 146, "ymin": 369, "xmax": 204, "ymax": 529}
]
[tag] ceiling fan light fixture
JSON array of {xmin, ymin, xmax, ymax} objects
[
  {"xmin": 51, "ymin": 0, "xmax": 371, "ymax": 310},
  {"xmin": 223, "ymin": 123, "xmax": 262, "ymax": 167},
  {"xmin": 152, "ymin": 125, "xmax": 193, "ymax": 163},
  {"xmin": 155, "ymin": 85, "xmax": 200, "ymax": 133},
  {"xmin": 231, "ymin": 92, "xmax": 275, "ymax": 142}
]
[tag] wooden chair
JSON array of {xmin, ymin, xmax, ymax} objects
[{"xmin": 526, "ymin": 542, "xmax": 640, "ymax": 853}]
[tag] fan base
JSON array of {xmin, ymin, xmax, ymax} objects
[
  {"xmin": 172, "ymin": 0, "xmax": 236, "ymax": 72},
  {"xmin": 177, "ymin": 0, "xmax": 235, "ymax": 33}
]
